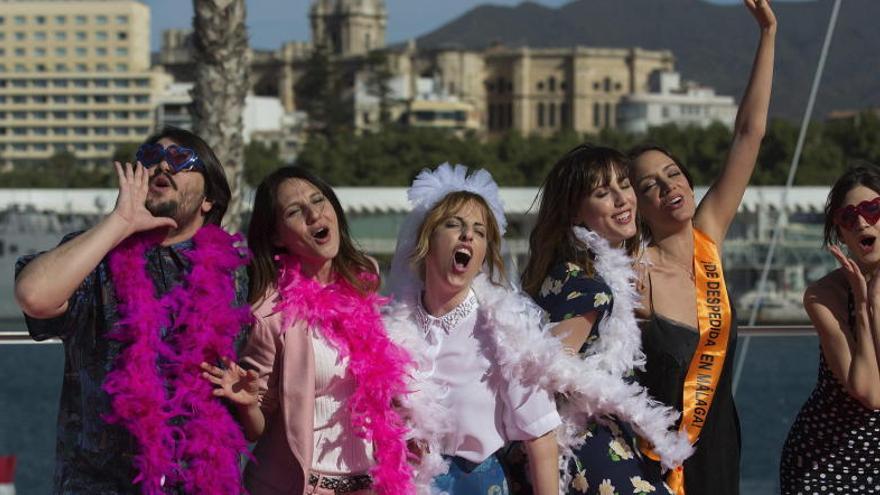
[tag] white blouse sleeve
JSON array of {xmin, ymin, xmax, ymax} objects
[{"xmin": 500, "ymin": 377, "xmax": 561, "ymax": 441}]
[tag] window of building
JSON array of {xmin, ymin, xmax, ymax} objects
[
  {"xmin": 52, "ymin": 111, "xmax": 68, "ymax": 119},
  {"xmin": 113, "ymin": 79, "xmax": 129, "ymax": 88},
  {"xmin": 14, "ymin": 16, "xmax": 26, "ymax": 25},
  {"xmin": 13, "ymin": 127, "xmax": 27, "ymax": 136},
  {"xmin": 75, "ymin": 15, "xmax": 87, "ymax": 25},
  {"xmin": 55, "ymin": 47, "xmax": 67, "ymax": 56},
  {"xmin": 548, "ymin": 102, "xmax": 556, "ymax": 126},
  {"xmin": 614, "ymin": 82, "xmax": 622, "ymax": 91},
  {"xmin": 33, "ymin": 79, "xmax": 48, "ymax": 88},
  {"xmin": 94, "ymin": 127, "xmax": 109, "ymax": 135},
  {"xmin": 93, "ymin": 111, "xmax": 108, "ymax": 119},
  {"xmin": 134, "ymin": 111, "xmax": 149, "ymax": 119},
  {"xmin": 548, "ymin": 76, "xmax": 556, "ymax": 92},
  {"xmin": 12, "ymin": 143, "xmax": 27, "ymax": 151},
  {"xmin": 76, "ymin": 31, "xmax": 87, "ymax": 40},
  {"xmin": 661, "ymin": 106, "xmax": 669, "ymax": 118},
  {"xmin": 75, "ymin": 64, "xmax": 88, "ymax": 72},
  {"xmin": 134, "ymin": 95, "xmax": 149, "ymax": 103},
  {"xmin": 12, "ymin": 112, "xmax": 26, "ymax": 120},
  {"xmin": 95, "ymin": 32, "xmax": 108, "ymax": 41},
  {"xmin": 113, "ymin": 127, "xmax": 128, "ymax": 135},
  {"xmin": 560, "ymin": 102, "xmax": 569, "ymax": 127},
  {"xmin": 11, "ymin": 80, "xmax": 26, "ymax": 88},
  {"xmin": 134, "ymin": 127, "xmax": 149, "ymax": 134},
  {"xmin": 96, "ymin": 15, "xmax": 108, "ymax": 25},
  {"xmin": 0, "ymin": 16, "xmax": 5, "ymax": 25},
  {"xmin": 74, "ymin": 143, "xmax": 88, "ymax": 151},
  {"xmin": 603, "ymin": 77, "xmax": 612, "ymax": 92},
  {"xmin": 117, "ymin": 32, "xmax": 128, "ymax": 40},
  {"xmin": 95, "ymin": 63, "xmax": 109, "ymax": 71},
  {"xmin": 33, "ymin": 31, "xmax": 47, "ymax": 41},
  {"xmin": 95, "ymin": 143, "xmax": 110, "ymax": 151},
  {"xmin": 96, "ymin": 47, "xmax": 108, "ymax": 56},
  {"xmin": 73, "ymin": 79, "xmax": 88, "ymax": 88},
  {"xmin": 593, "ymin": 102, "xmax": 601, "ymax": 127},
  {"xmin": 115, "ymin": 64, "xmax": 128, "ymax": 72},
  {"xmin": 537, "ymin": 103, "xmax": 545, "ymax": 127},
  {"xmin": 74, "ymin": 127, "xmax": 88, "ymax": 135},
  {"xmin": 604, "ymin": 102, "xmax": 612, "ymax": 126},
  {"xmin": 53, "ymin": 143, "xmax": 67, "ymax": 152},
  {"xmin": 0, "ymin": 33, "xmax": 5, "ymax": 40},
  {"xmin": 72, "ymin": 95, "xmax": 88, "ymax": 104},
  {"xmin": 135, "ymin": 79, "xmax": 149, "ymax": 87},
  {"xmin": 33, "ymin": 127, "xmax": 48, "ymax": 135},
  {"xmin": 75, "ymin": 47, "xmax": 87, "ymax": 57},
  {"xmin": 0, "ymin": 48, "xmax": 4, "ymax": 56},
  {"xmin": 14, "ymin": 32, "xmax": 25, "ymax": 41},
  {"xmin": 14, "ymin": 65, "xmax": 26, "ymax": 73},
  {"xmin": 14, "ymin": 48, "xmax": 26, "ymax": 57},
  {"xmin": 54, "ymin": 32, "xmax": 66, "ymax": 41},
  {"xmin": 94, "ymin": 78, "xmax": 109, "ymax": 87},
  {"xmin": 52, "ymin": 79, "xmax": 68, "ymax": 88},
  {"xmin": 33, "ymin": 111, "xmax": 48, "ymax": 120},
  {"xmin": 116, "ymin": 47, "xmax": 128, "ymax": 56},
  {"xmin": 114, "ymin": 111, "xmax": 128, "ymax": 119},
  {"xmin": 55, "ymin": 15, "xmax": 66, "ymax": 25},
  {"xmin": 537, "ymin": 81, "xmax": 544, "ymax": 91},
  {"xmin": 0, "ymin": 65, "xmax": 5, "ymax": 73},
  {"xmin": 113, "ymin": 95, "xmax": 128, "ymax": 103},
  {"xmin": 34, "ymin": 47, "xmax": 47, "ymax": 57},
  {"xmin": 116, "ymin": 15, "xmax": 128, "ymax": 24},
  {"xmin": 33, "ymin": 95, "xmax": 47, "ymax": 103},
  {"xmin": 35, "ymin": 16, "xmax": 46, "ymax": 25},
  {"xmin": 52, "ymin": 95, "xmax": 68, "ymax": 103},
  {"xmin": 94, "ymin": 95, "xmax": 109, "ymax": 103}
]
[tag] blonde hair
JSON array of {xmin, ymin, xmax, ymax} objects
[{"xmin": 409, "ymin": 191, "xmax": 506, "ymax": 284}]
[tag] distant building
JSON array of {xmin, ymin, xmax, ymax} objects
[
  {"xmin": 826, "ymin": 107, "xmax": 880, "ymax": 123},
  {"xmin": 156, "ymin": 0, "xmax": 677, "ymax": 136},
  {"xmin": 0, "ymin": 0, "xmax": 169, "ymax": 169},
  {"xmin": 617, "ymin": 71, "xmax": 737, "ymax": 133}
]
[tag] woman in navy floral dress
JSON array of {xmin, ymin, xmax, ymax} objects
[{"xmin": 509, "ymin": 144, "xmax": 673, "ymax": 495}]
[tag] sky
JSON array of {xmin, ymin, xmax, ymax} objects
[{"xmin": 144, "ymin": 0, "xmax": 768, "ymax": 51}]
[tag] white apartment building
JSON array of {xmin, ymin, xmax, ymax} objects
[
  {"xmin": 617, "ymin": 71, "xmax": 737, "ymax": 134},
  {"xmin": 0, "ymin": 0, "xmax": 167, "ymax": 169}
]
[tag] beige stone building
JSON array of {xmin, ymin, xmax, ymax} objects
[
  {"xmin": 0, "ymin": 0, "xmax": 167, "ymax": 168},
  {"xmin": 159, "ymin": 0, "xmax": 674, "ymax": 137}
]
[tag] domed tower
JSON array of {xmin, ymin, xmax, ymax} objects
[{"xmin": 310, "ymin": 0, "xmax": 387, "ymax": 57}]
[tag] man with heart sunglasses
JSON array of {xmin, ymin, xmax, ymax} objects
[{"xmin": 14, "ymin": 127, "xmax": 251, "ymax": 493}]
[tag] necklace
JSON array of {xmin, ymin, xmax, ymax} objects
[
  {"xmin": 656, "ymin": 249, "xmax": 695, "ymax": 282},
  {"xmin": 104, "ymin": 225, "xmax": 251, "ymax": 495}
]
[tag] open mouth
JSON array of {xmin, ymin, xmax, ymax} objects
[
  {"xmin": 859, "ymin": 235, "xmax": 876, "ymax": 250},
  {"xmin": 313, "ymin": 227, "xmax": 330, "ymax": 240},
  {"xmin": 665, "ymin": 195, "xmax": 683, "ymax": 208},
  {"xmin": 151, "ymin": 174, "xmax": 175, "ymax": 191},
  {"xmin": 453, "ymin": 248, "xmax": 472, "ymax": 272},
  {"xmin": 613, "ymin": 210, "xmax": 632, "ymax": 224}
]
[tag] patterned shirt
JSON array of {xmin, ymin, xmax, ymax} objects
[
  {"xmin": 15, "ymin": 232, "xmax": 248, "ymax": 494},
  {"xmin": 534, "ymin": 261, "xmax": 613, "ymax": 355}
]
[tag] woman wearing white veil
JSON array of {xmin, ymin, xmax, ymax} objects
[{"xmin": 383, "ymin": 163, "xmax": 561, "ymax": 495}]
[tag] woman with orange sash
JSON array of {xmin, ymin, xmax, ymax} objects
[
  {"xmin": 627, "ymin": 1, "xmax": 776, "ymax": 493},
  {"xmin": 780, "ymin": 165, "xmax": 880, "ymax": 494}
]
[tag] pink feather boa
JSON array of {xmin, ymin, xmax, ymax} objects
[
  {"xmin": 103, "ymin": 225, "xmax": 252, "ymax": 494},
  {"xmin": 273, "ymin": 256, "xmax": 415, "ymax": 495}
]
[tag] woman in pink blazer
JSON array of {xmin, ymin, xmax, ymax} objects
[{"xmin": 201, "ymin": 166, "xmax": 414, "ymax": 495}]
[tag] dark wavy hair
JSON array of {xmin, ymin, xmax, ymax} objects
[
  {"xmin": 824, "ymin": 163, "xmax": 880, "ymax": 247},
  {"xmin": 142, "ymin": 126, "xmax": 230, "ymax": 226},
  {"xmin": 247, "ymin": 166, "xmax": 378, "ymax": 304},
  {"xmin": 522, "ymin": 143, "xmax": 639, "ymax": 297}
]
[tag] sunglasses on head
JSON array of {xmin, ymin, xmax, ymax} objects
[
  {"xmin": 834, "ymin": 197, "xmax": 880, "ymax": 231},
  {"xmin": 135, "ymin": 143, "xmax": 204, "ymax": 174}
]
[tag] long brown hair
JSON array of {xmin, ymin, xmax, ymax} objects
[
  {"xmin": 410, "ymin": 191, "xmax": 506, "ymax": 285},
  {"xmin": 247, "ymin": 166, "xmax": 378, "ymax": 304},
  {"xmin": 522, "ymin": 143, "xmax": 639, "ymax": 297}
]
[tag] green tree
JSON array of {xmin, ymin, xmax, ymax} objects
[
  {"xmin": 244, "ymin": 140, "xmax": 284, "ymax": 187},
  {"xmin": 112, "ymin": 142, "xmax": 141, "ymax": 164},
  {"xmin": 364, "ymin": 50, "xmax": 394, "ymax": 126},
  {"xmin": 295, "ymin": 45, "xmax": 352, "ymax": 138}
]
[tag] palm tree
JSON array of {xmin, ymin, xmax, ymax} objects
[{"xmin": 191, "ymin": 0, "xmax": 251, "ymax": 232}]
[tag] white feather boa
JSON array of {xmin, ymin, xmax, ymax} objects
[{"xmin": 385, "ymin": 228, "xmax": 692, "ymax": 494}]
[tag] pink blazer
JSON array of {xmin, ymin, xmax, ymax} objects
[{"xmin": 240, "ymin": 290, "xmax": 315, "ymax": 495}]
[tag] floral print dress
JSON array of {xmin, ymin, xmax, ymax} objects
[{"xmin": 509, "ymin": 262, "xmax": 671, "ymax": 495}]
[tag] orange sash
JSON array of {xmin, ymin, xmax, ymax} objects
[{"xmin": 641, "ymin": 228, "xmax": 732, "ymax": 495}]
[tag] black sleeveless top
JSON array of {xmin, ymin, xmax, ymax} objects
[{"xmin": 637, "ymin": 274, "xmax": 742, "ymax": 495}]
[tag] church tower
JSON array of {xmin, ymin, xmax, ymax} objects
[{"xmin": 310, "ymin": 0, "xmax": 387, "ymax": 57}]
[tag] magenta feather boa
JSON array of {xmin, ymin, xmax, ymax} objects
[
  {"xmin": 273, "ymin": 256, "xmax": 415, "ymax": 495},
  {"xmin": 104, "ymin": 225, "xmax": 252, "ymax": 494}
]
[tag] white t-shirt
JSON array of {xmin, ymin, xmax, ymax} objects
[{"xmin": 416, "ymin": 290, "xmax": 561, "ymax": 463}]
